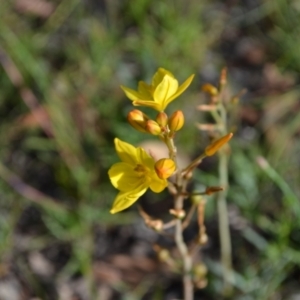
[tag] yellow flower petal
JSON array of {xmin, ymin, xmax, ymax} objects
[
  {"xmin": 137, "ymin": 81, "xmax": 153, "ymax": 99},
  {"xmin": 115, "ymin": 138, "xmax": 138, "ymax": 164},
  {"xmin": 136, "ymin": 147, "xmax": 154, "ymax": 168},
  {"xmin": 152, "ymin": 68, "xmax": 174, "ymax": 87},
  {"xmin": 110, "ymin": 185, "xmax": 148, "ymax": 214},
  {"xmin": 149, "ymin": 175, "xmax": 168, "ymax": 193},
  {"xmin": 166, "ymin": 74, "xmax": 195, "ymax": 104},
  {"xmin": 108, "ymin": 162, "xmax": 144, "ymax": 191},
  {"xmin": 120, "ymin": 85, "xmax": 142, "ymax": 101},
  {"xmin": 153, "ymin": 75, "xmax": 178, "ymax": 109},
  {"xmin": 132, "ymin": 100, "xmax": 162, "ymax": 111}
]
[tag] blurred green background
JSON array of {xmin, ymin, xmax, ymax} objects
[{"xmin": 0, "ymin": 0, "xmax": 300, "ymax": 299}]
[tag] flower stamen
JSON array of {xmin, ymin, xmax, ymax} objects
[{"xmin": 134, "ymin": 164, "xmax": 147, "ymax": 175}]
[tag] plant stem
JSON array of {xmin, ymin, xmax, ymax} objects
[
  {"xmin": 217, "ymin": 141, "xmax": 233, "ymax": 295},
  {"xmin": 211, "ymin": 101, "xmax": 233, "ymax": 294},
  {"xmin": 166, "ymin": 135, "xmax": 194, "ymax": 300},
  {"xmin": 174, "ymin": 193, "xmax": 193, "ymax": 300},
  {"xmin": 182, "ymin": 204, "xmax": 197, "ymax": 230}
]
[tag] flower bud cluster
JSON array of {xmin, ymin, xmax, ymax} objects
[{"xmin": 127, "ymin": 109, "xmax": 185, "ymax": 137}]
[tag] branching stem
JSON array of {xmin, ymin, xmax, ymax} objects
[{"xmin": 166, "ymin": 135, "xmax": 194, "ymax": 300}]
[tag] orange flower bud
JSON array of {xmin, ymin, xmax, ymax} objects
[
  {"xmin": 155, "ymin": 158, "xmax": 176, "ymax": 179},
  {"xmin": 145, "ymin": 120, "xmax": 162, "ymax": 135},
  {"xmin": 205, "ymin": 133, "xmax": 233, "ymax": 156},
  {"xmin": 168, "ymin": 110, "xmax": 184, "ymax": 132},
  {"xmin": 219, "ymin": 67, "xmax": 227, "ymax": 87},
  {"xmin": 156, "ymin": 112, "xmax": 168, "ymax": 127},
  {"xmin": 201, "ymin": 83, "xmax": 219, "ymax": 96},
  {"xmin": 205, "ymin": 186, "xmax": 223, "ymax": 195},
  {"xmin": 127, "ymin": 110, "xmax": 149, "ymax": 133}
]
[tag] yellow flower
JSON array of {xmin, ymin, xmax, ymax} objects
[
  {"xmin": 108, "ymin": 138, "xmax": 168, "ymax": 214},
  {"xmin": 121, "ymin": 68, "xmax": 194, "ymax": 112}
]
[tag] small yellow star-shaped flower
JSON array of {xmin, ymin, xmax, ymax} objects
[
  {"xmin": 121, "ymin": 68, "xmax": 194, "ymax": 112},
  {"xmin": 108, "ymin": 138, "xmax": 169, "ymax": 214}
]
